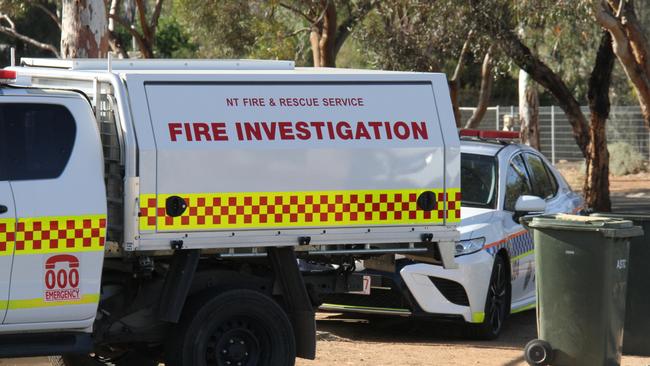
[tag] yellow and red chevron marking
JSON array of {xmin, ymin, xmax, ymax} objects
[
  {"xmin": 0, "ymin": 215, "xmax": 106, "ymax": 256},
  {"xmin": 139, "ymin": 188, "xmax": 461, "ymax": 232}
]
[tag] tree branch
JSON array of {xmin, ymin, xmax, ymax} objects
[
  {"xmin": 107, "ymin": 0, "xmax": 129, "ymax": 58},
  {"xmin": 334, "ymin": 0, "xmax": 377, "ymax": 56},
  {"xmin": 34, "ymin": 3, "xmax": 60, "ymax": 30},
  {"xmin": 0, "ymin": 13, "xmax": 59, "ymax": 57},
  {"xmin": 149, "ymin": 0, "xmax": 165, "ymax": 34},
  {"xmin": 465, "ymin": 45, "xmax": 495, "ymax": 128},
  {"xmin": 108, "ymin": 13, "xmax": 147, "ymax": 55},
  {"xmin": 279, "ymin": 3, "xmax": 315, "ymax": 24},
  {"xmin": 448, "ymin": 30, "xmax": 474, "ymax": 127},
  {"xmin": 283, "ymin": 27, "xmax": 311, "ymax": 39},
  {"xmin": 134, "ymin": 0, "xmax": 152, "ymax": 42}
]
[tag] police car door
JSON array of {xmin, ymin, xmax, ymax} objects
[
  {"xmin": 502, "ymin": 153, "xmax": 536, "ymax": 306},
  {"xmin": 0, "ymin": 97, "xmax": 107, "ymax": 325},
  {"xmin": 0, "ymin": 179, "xmax": 16, "ymax": 323}
]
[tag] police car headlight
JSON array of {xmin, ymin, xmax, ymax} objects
[{"xmin": 455, "ymin": 237, "xmax": 486, "ymax": 256}]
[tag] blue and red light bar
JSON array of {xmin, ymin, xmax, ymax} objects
[{"xmin": 459, "ymin": 129, "xmax": 520, "ymax": 139}]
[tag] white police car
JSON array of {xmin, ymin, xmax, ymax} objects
[{"xmin": 321, "ymin": 130, "xmax": 584, "ymax": 339}]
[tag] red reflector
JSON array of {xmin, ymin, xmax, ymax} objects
[
  {"xmin": 459, "ymin": 129, "xmax": 519, "ymax": 139},
  {"xmin": 0, "ymin": 70, "xmax": 16, "ymax": 81}
]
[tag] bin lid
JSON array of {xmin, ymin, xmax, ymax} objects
[
  {"xmin": 526, "ymin": 214, "xmax": 644, "ymax": 238},
  {"xmin": 591, "ymin": 212, "xmax": 650, "ymax": 222}
]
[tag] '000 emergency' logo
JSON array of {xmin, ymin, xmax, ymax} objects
[{"xmin": 44, "ymin": 254, "xmax": 81, "ymax": 302}]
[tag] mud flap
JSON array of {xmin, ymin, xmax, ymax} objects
[{"xmin": 267, "ymin": 246, "xmax": 316, "ymax": 360}]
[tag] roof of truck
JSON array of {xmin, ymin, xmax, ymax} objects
[
  {"xmin": 17, "ymin": 58, "xmax": 443, "ymax": 76},
  {"xmin": 0, "ymin": 86, "xmax": 82, "ymax": 98}
]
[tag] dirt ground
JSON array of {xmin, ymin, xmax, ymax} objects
[
  {"xmin": 295, "ymin": 312, "xmax": 650, "ymax": 366},
  {"xmin": 9, "ymin": 312, "xmax": 650, "ymax": 366},
  {"xmin": 556, "ymin": 161, "xmax": 650, "ymax": 195}
]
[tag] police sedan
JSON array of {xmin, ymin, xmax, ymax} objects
[{"xmin": 321, "ymin": 130, "xmax": 584, "ymax": 339}]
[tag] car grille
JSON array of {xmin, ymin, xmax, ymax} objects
[{"xmin": 428, "ymin": 276, "xmax": 470, "ymax": 306}]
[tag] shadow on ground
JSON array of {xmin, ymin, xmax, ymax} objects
[{"xmin": 316, "ymin": 310, "xmax": 537, "ymax": 350}]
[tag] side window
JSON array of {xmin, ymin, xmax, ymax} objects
[
  {"xmin": 504, "ymin": 155, "xmax": 532, "ymax": 212},
  {"xmin": 544, "ymin": 163, "xmax": 559, "ymax": 195},
  {"xmin": 0, "ymin": 103, "xmax": 76, "ymax": 181},
  {"xmin": 524, "ymin": 153, "xmax": 556, "ymax": 199}
]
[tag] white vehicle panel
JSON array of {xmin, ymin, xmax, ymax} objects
[
  {"xmin": 0, "ymin": 183, "xmax": 15, "ymax": 323},
  {"xmin": 2, "ymin": 95, "xmax": 106, "ymax": 326},
  {"xmin": 122, "ymin": 72, "xmax": 460, "ymax": 250}
]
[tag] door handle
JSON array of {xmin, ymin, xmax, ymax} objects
[{"xmin": 0, "ymin": 205, "xmax": 7, "ymax": 214}]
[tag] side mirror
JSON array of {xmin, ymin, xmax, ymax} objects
[{"xmin": 514, "ymin": 195, "xmax": 546, "ymax": 221}]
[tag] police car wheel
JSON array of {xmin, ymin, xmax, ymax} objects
[
  {"xmin": 464, "ymin": 254, "xmax": 511, "ymax": 340},
  {"xmin": 524, "ymin": 339, "xmax": 553, "ymax": 365},
  {"xmin": 166, "ymin": 289, "xmax": 296, "ymax": 366}
]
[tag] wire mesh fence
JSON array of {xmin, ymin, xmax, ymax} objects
[{"xmin": 460, "ymin": 106, "xmax": 650, "ymax": 163}]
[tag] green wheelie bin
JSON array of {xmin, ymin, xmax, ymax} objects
[
  {"xmin": 591, "ymin": 213, "xmax": 650, "ymax": 356},
  {"xmin": 522, "ymin": 214, "xmax": 642, "ymax": 366}
]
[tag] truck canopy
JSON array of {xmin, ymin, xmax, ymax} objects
[{"xmin": 7, "ymin": 59, "xmax": 460, "ymax": 257}]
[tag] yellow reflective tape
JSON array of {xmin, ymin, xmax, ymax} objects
[
  {"xmin": 140, "ymin": 188, "xmax": 461, "ymax": 232},
  {"xmin": 0, "ymin": 215, "xmax": 107, "ymax": 256},
  {"xmin": 0, "ymin": 293, "xmax": 99, "ymax": 310},
  {"xmin": 471, "ymin": 311, "xmax": 485, "ymax": 323},
  {"xmin": 511, "ymin": 249, "xmax": 534, "ymax": 262},
  {"xmin": 0, "ymin": 218, "xmax": 16, "ymax": 257},
  {"xmin": 512, "ymin": 303, "xmax": 536, "ymax": 314}
]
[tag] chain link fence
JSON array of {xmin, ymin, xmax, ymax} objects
[{"xmin": 460, "ymin": 106, "xmax": 650, "ymax": 163}]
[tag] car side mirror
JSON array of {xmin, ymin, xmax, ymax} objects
[{"xmin": 514, "ymin": 195, "xmax": 546, "ymax": 221}]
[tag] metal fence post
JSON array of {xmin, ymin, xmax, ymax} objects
[
  {"xmin": 551, "ymin": 105, "xmax": 556, "ymax": 164},
  {"xmin": 495, "ymin": 105, "xmax": 500, "ymax": 130}
]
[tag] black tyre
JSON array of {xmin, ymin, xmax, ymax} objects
[
  {"xmin": 166, "ymin": 289, "xmax": 296, "ymax": 366},
  {"xmin": 464, "ymin": 254, "xmax": 511, "ymax": 340},
  {"xmin": 524, "ymin": 339, "xmax": 554, "ymax": 365},
  {"xmin": 49, "ymin": 351, "xmax": 158, "ymax": 366}
]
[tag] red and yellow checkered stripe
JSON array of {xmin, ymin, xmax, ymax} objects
[
  {"xmin": 0, "ymin": 215, "xmax": 106, "ymax": 256},
  {"xmin": 140, "ymin": 188, "xmax": 461, "ymax": 232}
]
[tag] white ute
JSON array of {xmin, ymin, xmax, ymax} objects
[{"xmin": 0, "ymin": 58, "xmax": 460, "ymax": 365}]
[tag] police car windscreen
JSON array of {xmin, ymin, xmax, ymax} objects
[{"xmin": 461, "ymin": 153, "xmax": 497, "ymax": 208}]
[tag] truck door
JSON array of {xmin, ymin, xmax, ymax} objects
[
  {"xmin": 0, "ymin": 182, "xmax": 15, "ymax": 323},
  {"xmin": 0, "ymin": 98, "xmax": 107, "ymax": 325}
]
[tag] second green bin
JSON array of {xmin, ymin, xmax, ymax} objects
[
  {"xmin": 592, "ymin": 213, "xmax": 650, "ymax": 356},
  {"xmin": 523, "ymin": 214, "xmax": 642, "ymax": 366}
]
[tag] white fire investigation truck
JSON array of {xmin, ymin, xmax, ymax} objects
[{"xmin": 0, "ymin": 58, "xmax": 459, "ymax": 366}]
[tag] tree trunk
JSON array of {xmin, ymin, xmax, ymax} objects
[
  {"xmin": 448, "ymin": 31, "xmax": 473, "ymax": 128},
  {"xmin": 311, "ymin": 1, "xmax": 337, "ymax": 67},
  {"xmin": 465, "ymin": 46, "xmax": 494, "ymax": 128},
  {"xmin": 108, "ymin": 0, "xmax": 129, "ymax": 58},
  {"xmin": 584, "ymin": 32, "xmax": 615, "ymax": 212},
  {"xmin": 61, "ymin": 0, "xmax": 109, "ymax": 58},
  {"xmin": 596, "ymin": 0, "xmax": 650, "ymax": 128},
  {"xmin": 518, "ymin": 69, "xmax": 540, "ymax": 149}
]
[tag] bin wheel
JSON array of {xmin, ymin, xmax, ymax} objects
[{"xmin": 524, "ymin": 339, "xmax": 554, "ymax": 366}]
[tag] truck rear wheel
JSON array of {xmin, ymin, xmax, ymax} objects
[{"xmin": 166, "ymin": 289, "xmax": 296, "ymax": 366}]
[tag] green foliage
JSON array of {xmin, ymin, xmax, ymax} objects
[
  {"xmin": 172, "ymin": 0, "xmax": 302, "ymax": 61},
  {"xmin": 608, "ymin": 142, "xmax": 647, "ymax": 176},
  {"xmin": 0, "ymin": 0, "xmax": 60, "ymax": 60},
  {"xmin": 154, "ymin": 16, "xmax": 197, "ymax": 58}
]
